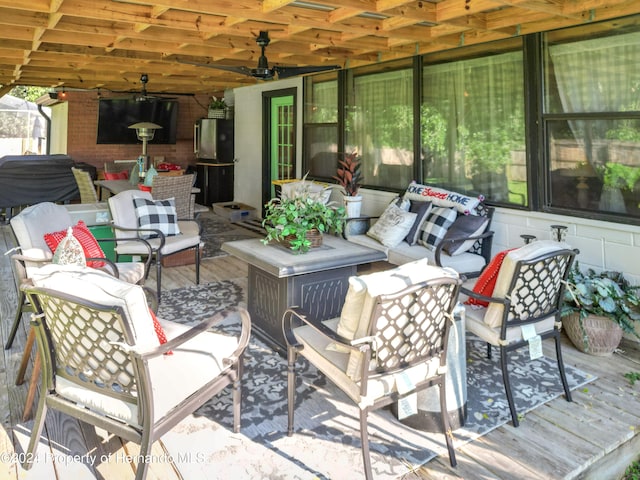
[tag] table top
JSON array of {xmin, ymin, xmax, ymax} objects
[{"xmin": 221, "ymin": 235, "xmax": 386, "ymax": 278}]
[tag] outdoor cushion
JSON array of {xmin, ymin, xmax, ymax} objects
[
  {"xmin": 103, "ymin": 171, "xmax": 129, "ymax": 180},
  {"xmin": 403, "ymin": 181, "xmax": 481, "ymax": 214},
  {"xmin": 366, "ymin": 203, "xmax": 417, "ymax": 248},
  {"xmin": 133, "ymin": 196, "xmax": 181, "ymax": 239},
  {"xmin": 441, "ymin": 214, "xmax": 489, "ymax": 256},
  {"xmin": 417, "ymin": 206, "xmax": 458, "ymax": 250},
  {"xmin": 50, "ymin": 227, "xmax": 86, "ymax": 267},
  {"xmin": 44, "ymin": 220, "xmax": 106, "ymax": 268},
  {"xmin": 335, "ymin": 259, "xmax": 458, "ymax": 379},
  {"xmin": 484, "ymin": 240, "xmax": 572, "ymax": 328},
  {"xmin": 30, "ymin": 264, "xmax": 159, "ymax": 348},
  {"xmin": 404, "ymin": 200, "xmax": 433, "ymax": 246}
]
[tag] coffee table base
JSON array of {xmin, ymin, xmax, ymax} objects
[{"xmin": 247, "ymin": 263, "xmax": 354, "ymax": 354}]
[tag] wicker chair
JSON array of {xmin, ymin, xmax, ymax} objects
[
  {"xmin": 71, "ymin": 167, "xmax": 99, "ymax": 203},
  {"xmin": 151, "ymin": 173, "xmax": 195, "ymax": 219},
  {"xmin": 462, "ymin": 241, "xmax": 578, "ymax": 426},
  {"xmin": 283, "ymin": 260, "xmax": 462, "ymax": 480},
  {"xmin": 21, "ymin": 265, "xmax": 251, "ymax": 480}
]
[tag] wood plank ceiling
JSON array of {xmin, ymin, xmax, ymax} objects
[{"xmin": 1, "ymin": 0, "xmax": 639, "ymax": 98}]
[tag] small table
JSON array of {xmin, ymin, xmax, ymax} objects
[{"xmin": 222, "ymin": 235, "xmax": 386, "ymax": 353}]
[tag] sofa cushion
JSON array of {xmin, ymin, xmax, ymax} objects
[
  {"xmin": 441, "ymin": 214, "xmax": 489, "ymax": 256},
  {"xmin": 387, "ymin": 241, "xmax": 487, "ymax": 273},
  {"xmin": 366, "ymin": 203, "xmax": 417, "ymax": 248},
  {"xmin": 404, "ymin": 181, "xmax": 481, "ymax": 214},
  {"xmin": 484, "ymin": 240, "xmax": 571, "ymax": 328},
  {"xmin": 417, "ymin": 206, "xmax": 457, "ymax": 250},
  {"xmin": 404, "ymin": 200, "xmax": 432, "ymax": 246},
  {"xmin": 133, "ymin": 196, "xmax": 181, "ymax": 239}
]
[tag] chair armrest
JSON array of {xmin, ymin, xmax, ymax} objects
[
  {"xmin": 178, "ymin": 217, "xmax": 203, "ymax": 235},
  {"xmin": 460, "ymin": 285, "xmax": 508, "ymax": 306},
  {"xmin": 96, "ymin": 235, "xmax": 153, "ymax": 271},
  {"xmin": 342, "ymin": 215, "xmax": 377, "ymax": 240},
  {"xmin": 135, "ymin": 307, "xmax": 251, "ymax": 361},
  {"xmin": 110, "ymin": 224, "xmax": 165, "ymax": 252},
  {"xmin": 434, "ymin": 229, "xmax": 495, "ymax": 278},
  {"xmin": 282, "ymin": 307, "xmax": 366, "ymax": 353}
]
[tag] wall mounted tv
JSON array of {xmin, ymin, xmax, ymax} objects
[{"xmin": 96, "ymin": 98, "xmax": 178, "ymax": 144}]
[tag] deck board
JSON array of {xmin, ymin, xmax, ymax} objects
[{"xmin": 1, "ymin": 212, "xmax": 639, "ymax": 480}]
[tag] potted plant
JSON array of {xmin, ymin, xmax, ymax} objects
[
  {"xmin": 561, "ymin": 264, "xmax": 640, "ymax": 356},
  {"xmin": 261, "ymin": 181, "xmax": 346, "ymax": 253},
  {"xmin": 333, "ymin": 151, "xmax": 363, "ymax": 218},
  {"xmin": 208, "ymin": 96, "xmax": 227, "ymax": 118}
]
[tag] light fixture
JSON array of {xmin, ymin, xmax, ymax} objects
[
  {"xmin": 129, "ymin": 122, "xmax": 162, "ymax": 178},
  {"xmin": 550, "ymin": 224, "xmax": 568, "ymax": 242}
]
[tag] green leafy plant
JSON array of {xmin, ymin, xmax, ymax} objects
[
  {"xmin": 600, "ymin": 162, "xmax": 640, "ymax": 190},
  {"xmin": 562, "ymin": 263, "xmax": 640, "ymax": 337},
  {"xmin": 624, "ymin": 371, "xmax": 640, "ymax": 386},
  {"xmin": 622, "ymin": 459, "xmax": 640, "ymax": 480},
  {"xmin": 209, "ymin": 96, "xmax": 226, "ymax": 109},
  {"xmin": 262, "ymin": 180, "xmax": 345, "ymax": 253},
  {"xmin": 333, "ymin": 151, "xmax": 363, "ymax": 197}
]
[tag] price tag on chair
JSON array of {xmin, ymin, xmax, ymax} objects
[
  {"xmin": 394, "ymin": 372, "xmax": 418, "ymax": 419},
  {"xmin": 521, "ymin": 324, "xmax": 543, "ymax": 360}
]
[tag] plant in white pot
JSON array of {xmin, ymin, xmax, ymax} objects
[
  {"xmin": 561, "ymin": 264, "xmax": 640, "ymax": 356},
  {"xmin": 333, "ymin": 151, "xmax": 363, "ymax": 218}
]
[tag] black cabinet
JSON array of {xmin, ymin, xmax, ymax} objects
[{"xmin": 195, "ymin": 162, "xmax": 234, "ymax": 206}]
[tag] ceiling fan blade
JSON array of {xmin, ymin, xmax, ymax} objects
[
  {"xmin": 274, "ymin": 65, "xmax": 341, "ymax": 79},
  {"xmin": 178, "ymin": 59, "xmax": 255, "ymax": 77}
]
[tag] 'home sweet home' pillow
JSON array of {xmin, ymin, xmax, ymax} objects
[{"xmin": 403, "ymin": 181, "xmax": 481, "ymax": 214}]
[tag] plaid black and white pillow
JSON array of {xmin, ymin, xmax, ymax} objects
[
  {"xmin": 133, "ymin": 196, "xmax": 181, "ymax": 239},
  {"xmin": 417, "ymin": 206, "xmax": 457, "ymax": 250}
]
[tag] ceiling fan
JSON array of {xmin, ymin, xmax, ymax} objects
[
  {"xmin": 109, "ymin": 74, "xmax": 178, "ymax": 102},
  {"xmin": 181, "ymin": 31, "xmax": 341, "ymax": 80}
]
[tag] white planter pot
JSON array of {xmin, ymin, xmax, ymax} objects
[{"xmin": 344, "ymin": 195, "xmax": 363, "ymax": 218}]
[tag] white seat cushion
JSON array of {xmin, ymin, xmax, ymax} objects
[{"xmin": 465, "ymin": 306, "xmax": 557, "ymax": 346}]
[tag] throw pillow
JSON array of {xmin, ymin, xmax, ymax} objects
[
  {"xmin": 465, "ymin": 249, "xmax": 514, "ymax": 307},
  {"xmin": 366, "ymin": 203, "xmax": 417, "ymax": 248},
  {"xmin": 104, "ymin": 171, "xmax": 129, "ymax": 180},
  {"xmin": 404, "ymin": 200, "xmax": 432, "ymax": 246},
  {"xmin": 133, "ymin": 196, "xmax": 181, "ymax": 239},
  {"xmin": 44, "ymin": 220, "xmax": 106, "ymax": 268},
  {"xmin": 51, "ymin": 227, "xmax": 86, "ymax": 267},
  {"xmin": 403, "ymin": 181, "xmax": 482, "ymax": 214},
  {"xmin": 441, "ymin": 214, "xmax": 489, "ymax": 256},
  {"xmin": 417, "ymin": 206, "xmax": 458, "ymax": 250},
  {"xmin": 148, "ymin": 308, "xmax": 172, "ymax": 355}
]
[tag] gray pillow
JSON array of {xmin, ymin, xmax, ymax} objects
[{"xmin": 441, "ymin": 214, "xmax": 489, "ymax": 256}]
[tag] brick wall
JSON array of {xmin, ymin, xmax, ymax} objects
[{"xmin": 62, "ymin": 91, "xmax": 212, "ymax": 171}]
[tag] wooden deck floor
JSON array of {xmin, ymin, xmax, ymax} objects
[{"xmin": 1, "ymin": 214, "xmax": 639, "ymax": 480}]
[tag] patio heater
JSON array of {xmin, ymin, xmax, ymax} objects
[{"xmin": 129, "ymin": 122, "xmax": 162, "ymax": 181}]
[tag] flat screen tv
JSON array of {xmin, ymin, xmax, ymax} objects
[{"xmin": 96, "ymin": 98, "xmax": 178, "ymax": 144}]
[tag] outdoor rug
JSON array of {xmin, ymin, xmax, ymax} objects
[
  {"xmin": 198, "ymin": 214, "xmax": 263, "ymax": 259},
  {"xmin": 157, "ymin": 285, "xmax": 597, "ymax": 480}
]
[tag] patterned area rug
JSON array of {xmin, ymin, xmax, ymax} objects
[
  {"xmin": 158, "ymin": 284, "xmax": 597, "ymax": 480},
  {"xmin": 198, "ymin": 214, "xmax": 263, "ymax": 259}
]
